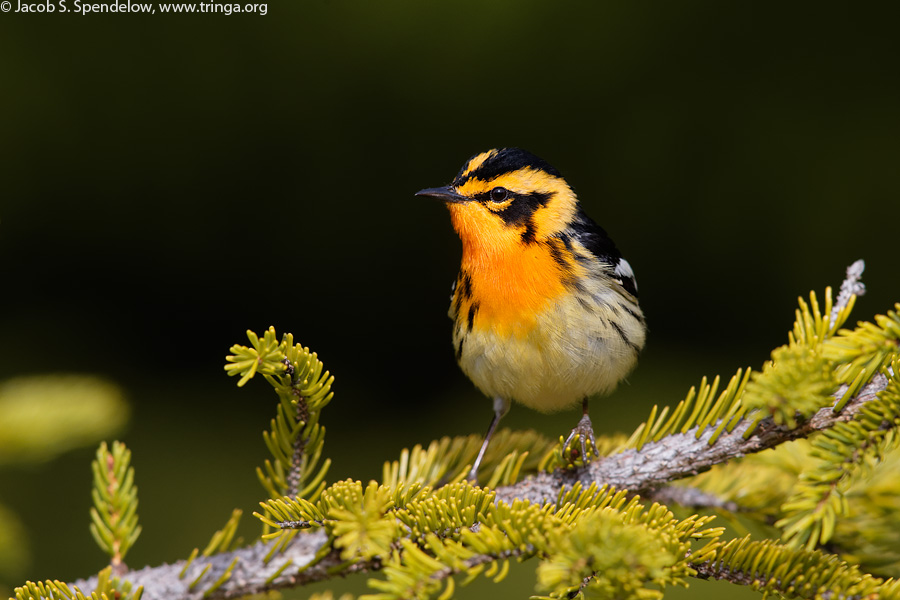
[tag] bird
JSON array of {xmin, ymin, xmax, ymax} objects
[{"xmin": 416, "ymin": 148, "xmax": 646, "ymax": 481}]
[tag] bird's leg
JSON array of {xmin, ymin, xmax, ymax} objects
[
  {"xmin": 564, "ymin": 397, "xmax": 599, "ymax": 464},
  {"xmin": 468, "ymin": 397, "xmax": 510, "ymax": 483}
]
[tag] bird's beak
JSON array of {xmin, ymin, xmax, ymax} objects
[{"xmin": 415, "ymin": 186, "xmax": 469, "ymax": 203}]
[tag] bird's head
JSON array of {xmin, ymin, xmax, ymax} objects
[{"xmin": 417, "ymin": 148, "xmax": 579, "ymax": 252}]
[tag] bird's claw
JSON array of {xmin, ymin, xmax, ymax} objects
[{"xmin": 563, "ymin": 413, "xmax": 599, "ymax": 465}]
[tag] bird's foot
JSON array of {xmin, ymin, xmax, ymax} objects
[{"xmin": 563, "ymin": 413, "xmax": 599, "ymax": 466}]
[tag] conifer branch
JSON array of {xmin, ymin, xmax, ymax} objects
[
  {"xmin": 89, "ymin": 441, "xmax": 141, "ymax": 575},
  {"xmin": 71, "ymin": 532, "xmax": 339, "ymax": 600},
  {"xmin": 44, "ymin": 263, "xmax": 900, "ymax": 600},
  {"xmin": 691, "ymin": 558, "xmax": 767, "ymax": 587},
  {"xmin": 495, "ymin": 373, "xmax": 889, "ymax": 505},
  {"xmin": 690, "ymin": 535, "xmax": 900, "ymax": 600},
  {"xmin": 61, "ymin": 369, "xmax": 892, "ymax": 600}
]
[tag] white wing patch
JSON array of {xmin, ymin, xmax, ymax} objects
[{"xmin": 614, "ymin": 258, "xmax": 638, "ymax": 293}]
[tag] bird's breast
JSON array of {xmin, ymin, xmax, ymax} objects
[
  {"xmin": 453, "ymin": 240, "xmax": 575, "ymax": 339},
  {"xmin": 451, "ymin": 279, "xmax": 644, "ymax": 412}
]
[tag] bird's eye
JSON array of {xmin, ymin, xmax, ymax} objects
[{"xmin": 489, "ymin": 187, "xmax": 509, "ymax": 203}]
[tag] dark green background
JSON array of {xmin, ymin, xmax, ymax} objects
[{"xmin": 1, "ymin": 1, "xmax": 898, "ymax": 597}]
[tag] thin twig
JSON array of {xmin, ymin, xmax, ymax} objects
[{"xmin": 831, "ymin": 259, "xmax": 866, "ymax": 327}]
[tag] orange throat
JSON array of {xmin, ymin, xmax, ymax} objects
[{"xmin": 449, "ymin": 204, "xmax": 570, "ymax": 338}]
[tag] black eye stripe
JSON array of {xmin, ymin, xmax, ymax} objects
[{"xmin": 493, "ymin": 191, "xmax": 553, "ymax": 225}]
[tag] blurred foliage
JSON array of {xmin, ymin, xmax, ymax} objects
[
  {"xmin": 0, "ymin": 504, "xmax": 28, "ymax": 593},
  {"xmin": 685, "ymin": 439, "xmax": 900, "ymax": 579},
  {"xmin": 0, "ymin": 375, "xmax": 127, "ymax": 589},
  {"xmin": 0, "ymin": 376, "xmax": 127, "ymax": 466}
]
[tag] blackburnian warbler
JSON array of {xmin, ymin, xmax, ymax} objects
[{"xmin": 417, "ymin": 148, "xmax": 646, "ymax": 480}]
